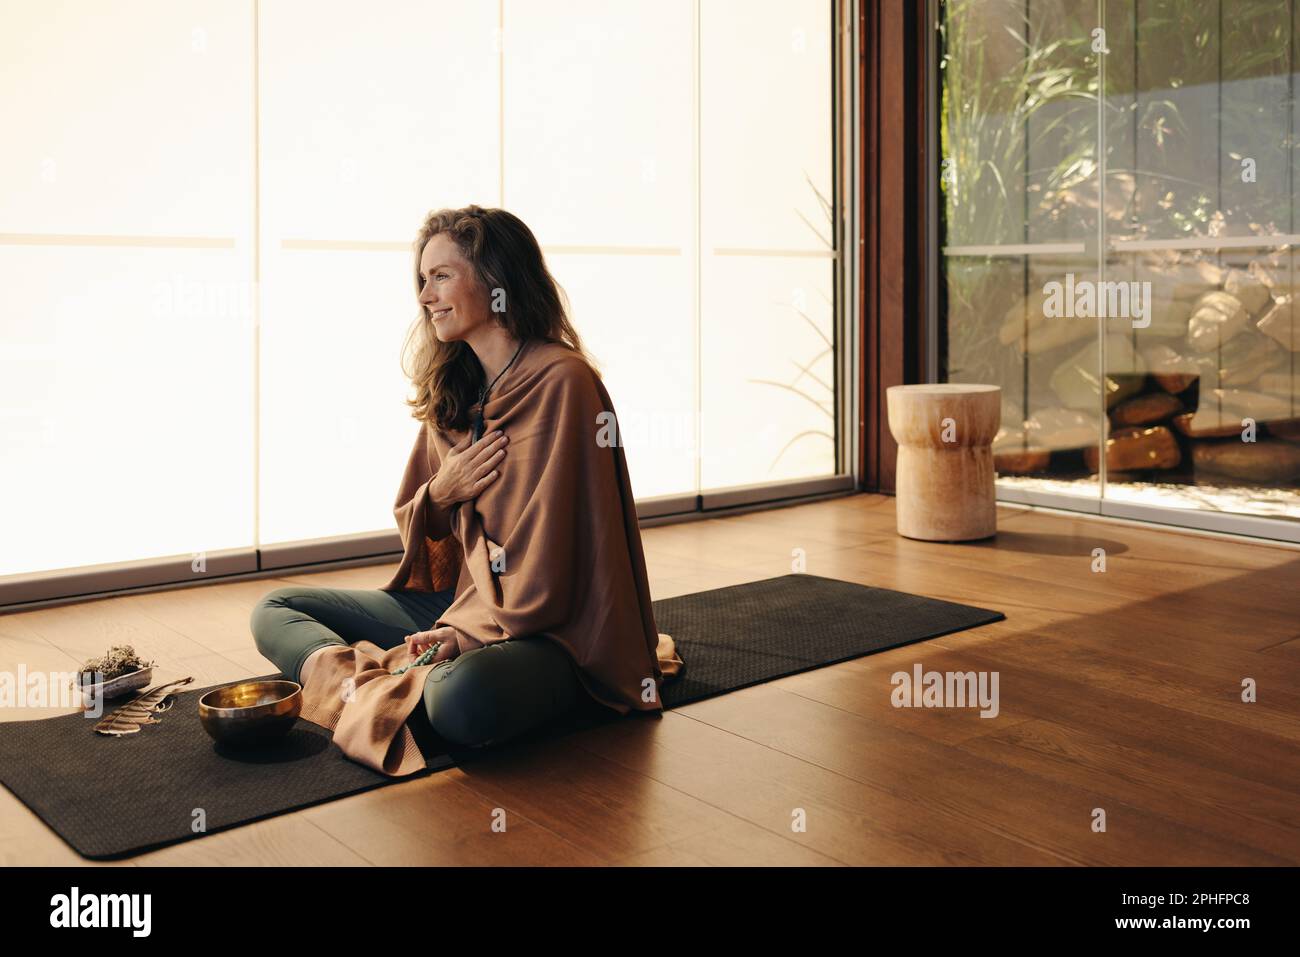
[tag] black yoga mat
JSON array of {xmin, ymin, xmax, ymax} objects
[{"xmin": 0, "ymin": 573, "xmax": 1003, "ymax": 859}]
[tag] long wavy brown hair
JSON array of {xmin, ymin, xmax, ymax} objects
[{"xmin": 400, "ymin": 204, "xmax": 600, "ymax": 432}]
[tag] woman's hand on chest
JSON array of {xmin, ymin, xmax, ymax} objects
[{"xmin": 430, "ymin": 429, "xmax": 509, "ymax": 508}]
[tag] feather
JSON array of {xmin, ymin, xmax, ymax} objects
[{"xmin": 93, "ymin": 676, "xmax": 195, "ymax": 736}]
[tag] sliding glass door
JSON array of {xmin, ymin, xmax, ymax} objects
[{"xmin": 936, "ymin": 0, "xmax": 1300, "ymax": 540}]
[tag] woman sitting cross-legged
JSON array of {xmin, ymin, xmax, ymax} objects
[{"xmin": 249, "ymin": 204, "xmax": 682, "ymax": 774}]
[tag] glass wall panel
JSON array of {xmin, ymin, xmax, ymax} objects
[
  {"xmin": 940, "ymin": 0, "xmax": 1102, "ymax": 500},
  {"xmin": 504, "ymin": 0, "xmax": 698, "ymax": 500},
  {"xmin": 539, "ymin": 253, "xmax": 696, "ymax": 499},
  {"xmin": 0, "ymin": 0, "xmax": 254, "ymax": 576},
  {"xmin": 938, "ymin": 0, "xmax": 1300, "ymax": 527},
  {"xmin": 257, "ymin": 0, "xmax": 499, "ymax": 545},
  {"xmin": 2, "ymin": 0, "xmax": 843, "ymax": 591},
  {"xmin": 700, "ymin": 0, "xmax": 836, "ymax": 489}
]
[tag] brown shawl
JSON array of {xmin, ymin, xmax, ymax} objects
[{"xmin": 296, "ymin": 338, "xmax": 683, "ymax": 776}]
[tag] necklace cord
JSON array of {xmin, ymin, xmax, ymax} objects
[{"xmin": 472, "ymin": 338, "xmax": 526, "ymax": 440}]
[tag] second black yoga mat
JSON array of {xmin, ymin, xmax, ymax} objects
[
  {"xmin": 0, "ymin": 573, "xmax": 1004, "ymax": 859},
  {"xmin": 653, "ymin": 573, "xmax": 1004, "ymax": 709}
]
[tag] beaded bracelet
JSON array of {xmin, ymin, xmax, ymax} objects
[{"xmin": 391, "ymin": 641, "xmax": 442, "ymax": 676}]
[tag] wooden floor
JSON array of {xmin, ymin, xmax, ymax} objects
[{"xmin": 2, "ymin": 493, "xmax": 1298, "ymax": 866}]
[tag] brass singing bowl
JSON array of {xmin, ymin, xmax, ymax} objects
[{"xmin": 198, "ymin": 679, "xmax": 302, "ymax": 746}]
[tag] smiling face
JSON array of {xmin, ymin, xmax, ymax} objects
[{"xmin": 417, "ymin": 232, "xmax": 495, "ymax": 344}]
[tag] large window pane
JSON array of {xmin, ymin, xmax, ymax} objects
[
  {"xmin": 256, "ymin": 248, "xmax": 435, "ymax": 544},
  {"xmin": 700, "ymin": 0, "xmax": 836, "ymax": 489},
  {"xmin": 2, "ymin": 0, "xmax": 843, "ymax": 592},
  {"xmin": 256, "ymin": 0, "xmax": 499, "ymax": 545},
  {"xmin": 0, "ymin": 1, "xmax": 254, "ymax": 576},
  {"xmin": 504, "ymin": 0, "xmax": 697, "ymax": 499},
  {"xmin": 941, "ymin": 0, "xmax": 1103, "ymax": 501},
  {"xmin": 540, "ymin": 253, "xmax": 696, "ymax": 499},
  {"xmin": 938, "ymin": 0, "xmax": 1300, "ymax": 527}
]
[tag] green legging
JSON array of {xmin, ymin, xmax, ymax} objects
[{"xmin": 248, "ymin": 585, "xmax": 590, "ymax": 749}]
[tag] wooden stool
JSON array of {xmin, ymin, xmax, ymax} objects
[{"xmin": 886, "ymin": 384, "xmax": 1001, "ymax": 541}]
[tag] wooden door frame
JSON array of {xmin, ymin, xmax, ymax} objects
[{"xmin": 859, "ymin": 0, "xmax": 931, "ymax": 492}]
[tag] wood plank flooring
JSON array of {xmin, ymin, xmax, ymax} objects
[{"xmin": 1, "ymin": 493, "xmax": 1296, "ymax": 866}]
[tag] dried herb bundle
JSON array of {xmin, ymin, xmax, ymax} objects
[{"xmin": 78, "ymin": 644, "xmax": 156, "ymax": 682}]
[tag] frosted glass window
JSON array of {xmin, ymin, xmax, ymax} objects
[
  {"xmin": 256, "ymin": 0, "xmax": 499, "ymax": 545},
  {"xmin": 503, "ymin": 0, "xmax": 698, "ymax": 498},
  {"xmin": 700, "ymin": 0, "xmax": 836, "ymax": 489},
  {"xmin": 0, "ymin": 248, "xmax": 256, "ymax": 576},
  {"xmin": 0, "ymin": 1, "xmax": 253, "ymax": 577},
  {"xmin": 0, "ymin": 1, "xmax": 252, "ymax": 237},
  {"xmin": 1, "ymin": 0, "xmax": 842, "ymax": 584},
  {"xmin": 256, "ymin": 248, "xmax": 437, "ymax": 544},
  {"xmin": 257, "ymin": 1, "xmax": 499, "ymax": 242},
  {"xmin": 542, "ymin": 253, "xmax": 696, "ymax": 499}
]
